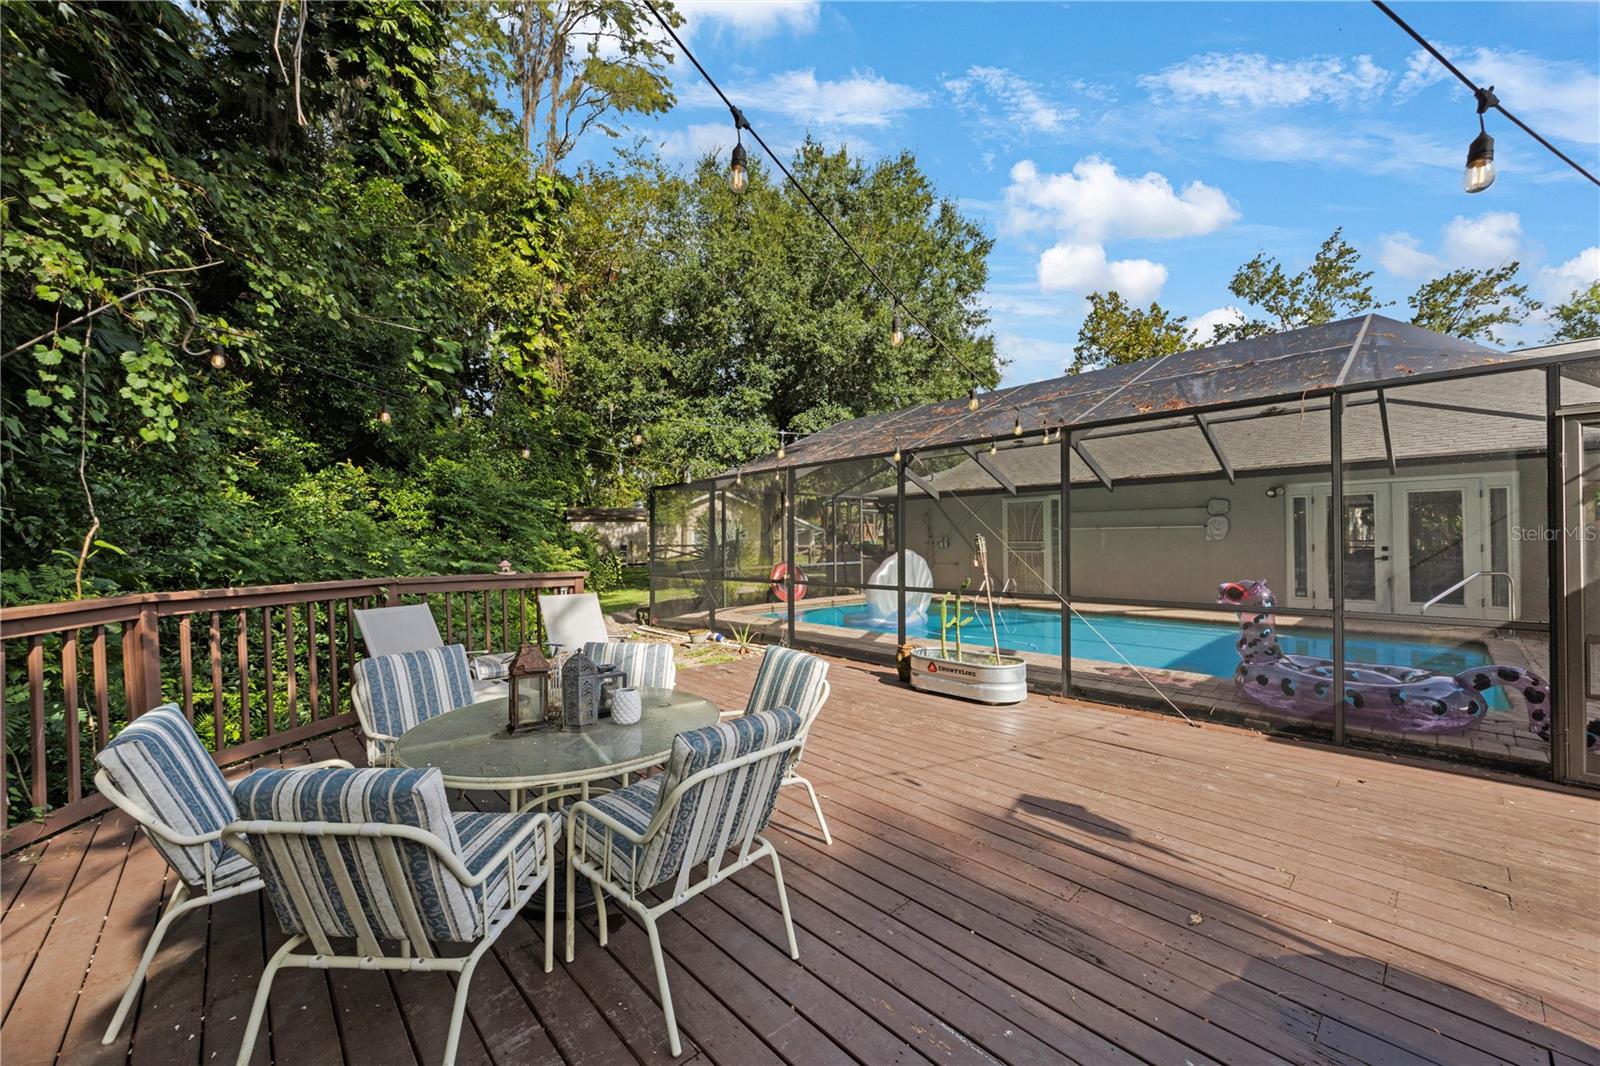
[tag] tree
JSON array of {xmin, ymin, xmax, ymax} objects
[
  {"xmin": 494, "ymin": 0, "xmax": 680, "ymax": 173},
  {"xmin": 1549, "ymin": 281, "xmax": 1600, "ymax": 342},
  {"xmin": 561, "ymin": 143, "xmax": 1000, "ymax": 501},
  {"xmin": 1214, "ymin": 229, "xmax": 1378, "ymax": 343},
  {"xmin": 1071, "ymin": 292, "xmax": 1190, "ymax": 373},
  {"xmin": 1406, "ymin": 263, "xmax": 1540, "ymax": 343}
]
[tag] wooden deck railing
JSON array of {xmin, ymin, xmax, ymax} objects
[{"xmin": 0, "ymin": 571, "xmax": 586, "ymax": 846}]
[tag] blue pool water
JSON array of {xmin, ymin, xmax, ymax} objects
[{"xmin": 775, "ymin": 601, "xmax": 1495, "ymax": 681}]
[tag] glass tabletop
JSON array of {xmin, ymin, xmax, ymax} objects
[{"xmin": 392, "ymin": 686, "xmax": 722, "ymax": 788}]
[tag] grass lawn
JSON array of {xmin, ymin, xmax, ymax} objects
[{"xmin": 597, "ymin": 566, "xmax": 650, "ymax": 620}]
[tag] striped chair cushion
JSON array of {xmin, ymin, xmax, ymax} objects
[
  {"xmin": 744, "ymin": 647, "xmax": 829, "ymax": 727},
  {"xmin": 575, "ymin": 775, "xmax": 662, "ymax": 887},
  {"xmin": 582, "ymin": 641, "xmax": 676, "ymax": 689},
  {"xmin": 96, "ymin": 703, "xmax": 239, "ymax": 888},
  {"xmin": 625, "ymin": 707, "xmax": 801, "ymax": 891},
  {"xmin": 355, "ymin": 645, "xmax": 474, "ymax": 748},
  {"xmin": 234, "ymin": 767, "xmax": 486, "ymax": 943},
  {"xmin": 455, "ymin": 810, "xmax": 562, "ymax": 918}
]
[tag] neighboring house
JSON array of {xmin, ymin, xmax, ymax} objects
[{"xmin": 566, "ymin": 507, "xmax": 648, "ymax": 563}]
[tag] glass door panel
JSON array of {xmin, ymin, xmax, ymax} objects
[
  {"xmin": 1565, "ymin": 418, "xmax": 1600, "ymax": 783},
  {"xmin": 1398, "ymin": 487, "xmax": 1467, "ymax": 613}
]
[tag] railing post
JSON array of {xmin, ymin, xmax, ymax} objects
[{"xmin": 123, "ymin": 605, "xmax": 162, "ymax": 717}]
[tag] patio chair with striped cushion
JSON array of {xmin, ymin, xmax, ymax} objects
[
  {"xmin": 565, "ymin": 707, "xmax": 804, "ymax": 1056},
  {"xmin": 743, "ymin": 646, "xmax": 833, "ymax": 843},
  {"xmin": 92, "ymin": 703, "xmax": 349, "ymax": 1044},
  {"xmin": 581, "ymin": 640, "xmax": 676, "ymax": 689},
  {"xmin": 352, "ymin": 644, "xmax": 475, "ymax": 766},
  {"xmin": 229, "ymin": 766, "xmax": 560, "ymax": 1066}
]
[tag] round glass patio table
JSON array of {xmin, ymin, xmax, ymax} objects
[{"xmin": 392, "ymin": 686, "xmax": 721, "ymax": 809}]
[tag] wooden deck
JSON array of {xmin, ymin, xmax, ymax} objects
[{"xmin": 4, "ymin": 654, "xmax": 1598, "ymax": 1066}]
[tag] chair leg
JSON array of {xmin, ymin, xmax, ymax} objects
[
  {"xmin": 591, "ymin": 875, "xmax": 609, "ymax": 947},
  {"xmin": 766, "ymin": 846, "xmax": 800, "ymax": 960},
  {"xmin": 641, "ymin": 912, "xmax": 681, "ymax": 1057},
  {"xmin": 791, "ymin": 773, "xmax": 832, "ymax": 845},
  {"xmin": 443, "ymin": 950, "xmax": 485, "ymax": 1066},
  {"xmin": 543, "ymin": 865, "xmax": 555, "ymax": 974},
  {"xmin": 236, "ymin": 936, "xmax": 300, "ymax": 1066},
  {"xmin": 102, "ymin": 881, "xmax": 194, "ymax": 1044},
  {"xmin": 564, "ymin": 834, "xmax": 577, "ymax": 963}
]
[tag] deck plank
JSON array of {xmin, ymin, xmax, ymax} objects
[{"xmin": 2, "ymin": 653, "xmax": 1596, "ymax": 1066}]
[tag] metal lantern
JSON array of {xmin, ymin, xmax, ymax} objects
[
  {"xmin": 561, "ymin": 650, "xmax": 602, "ymax": 729},
  {"xmin": 506, "ymin": 644, "xmax": 555, "ymax": 734}
]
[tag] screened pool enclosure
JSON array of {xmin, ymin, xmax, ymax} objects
[{"xmin": 650, "ymin": 315, "xmax": 1600, "ymax": 786}]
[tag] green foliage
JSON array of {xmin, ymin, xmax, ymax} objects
[
  {"xmin": 1215, "ymin": 229, "xmax": 1379, "ymax": 343},
  {"xmin": 564, "ymin": 144, "xmax": 999, "ymax": 502},
  {"xmin": 1549, "ymin": 282, "xmax": 1600, "ymax": 343},
  {"xmin": 1071, "ymin": 291, "xmax": 1191, "ymax": 372},
  {"xmin": 1407, "ymin": 263, "xmax": 1540, "ymax": 343}
]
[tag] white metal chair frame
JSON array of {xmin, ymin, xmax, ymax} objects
[
  {"xmin": 224, "ymin": 811, "xmax": 559, "ymax": 1066},
  {"xmin": 565, "ymin": 735, "xmax": 805, "ymax": 1057},
  {"xmin": 350, "ymin": 679, "xmax": 402, "ymax": 767},
  {"xmin": 93, "ymin": 760, "xmax": 352, "ymax": 1045},
  {"xmin": 725, "ymin": 676, "xmax": 834, "ymax": 844}
]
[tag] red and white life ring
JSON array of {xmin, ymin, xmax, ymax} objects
[{"xmin": 770, "ymin": 562, "xmax": 808, "ymax": 602}]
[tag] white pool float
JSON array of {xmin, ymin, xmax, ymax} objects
[{"xmin": 864, "ymin": 552, "xmax": 932, "ymax": 624}]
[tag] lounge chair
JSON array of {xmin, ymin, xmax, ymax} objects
[
  {"xmin": 351, "ymin": 645, "xmax": 476, "ymax": 766},
  {"xmin": 93, "ymin": 703, "xmax": 349, "ymax": 1044},
  {"xmin": 229, "ymin": 766, "xmax": 559, "ymax": 1066},
  {"xmin": 537, "ymin": 591, "xmax": 610, "ymax": 651},
  {"xmin": 565, "ymin": 707, "xmax": 804, "ymax": 1056},
  {"xmin": 353, "ymin": 604, "xmax": 507, "ymax": 697}
]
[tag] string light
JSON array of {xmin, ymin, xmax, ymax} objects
[
  {"xmin": 521, "ymin": 446, "xmax": 531, "ymax": 459},
  {"xmin": 208, "ymin": 346, "xmax": 226, "ymax": 369},
  {"xmin": 776, "ymin": 437, "xmax": 786, "ymax": 460},
  {"xmin": 968, "ymin": 387, "xmax": 980, "ymax": 412},
  {"xmin": 890, "ymin": 313, "xmax": 904, "ymax": 347},
  {"xmin": 378, "ymin": 408, "xmax": 392, "ymax": 424},
  {"xmin": 1465, "ymin": 88, "xmax": 1496, "ymax": 194},
  {"xmin": 729, "ymin": 105, "xmax": 751, "ymax": 193},
  {"xmin": 1013, "ymin": 416, "xmax": 1023, "ymax": 437},
  {"xmin": 892, "ymin": 442, "xmax": 901, "ymax": 463},
  {"xmin": 632, "ymin": 430, "xmax": 644, "ymax": 446},
  {"xmin": 988, "ymin": 440, "xmax": 997, "ymax": 457}
]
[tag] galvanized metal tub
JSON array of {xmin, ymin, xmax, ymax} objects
[{"xmin": 909, "ymin": 648, "xmax": 1028, "ymax": 704}]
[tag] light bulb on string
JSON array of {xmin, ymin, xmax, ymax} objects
[
  {"xmin": 891, "ymin": 442, "xmax": 901, "ymax": 463},
  {"xmin": 776, "ymin": 438, "xmax": 786, "ymax": 460},
  {"xmin": 890, "ymin": 313, "xmax": 904, "ymax": 347},
  {"xmin": 968, "ymin": 386, "xmax": 980, "ymax": 412},
  {"xmin": 729, "ymin": 141, "xmax": 748, "ymax": 194},
  {"xmin": 1464, "ymin": 87, "xmax": 1498, "ymax": 194},
  {"xmin": 379, "ymin": 408, "xmax": 392, "ymax": 424},
  {"xmin": 632, "ymin": 430, "xmax": 644, "ymax": 446},
  {"xmin": 1013, "ymin": 416, "xmax": 1023, "ymax": 437},
  {"xmin": 208, "ymin": 346, "xmax": 226, "ymax": 370},
  {"xmin": 989, "ymin": 440, "xmax": 997, "ymax": 457},
  {"xmin": 521, "ymin": 446, "xmax": 531, "ymax": 459}
]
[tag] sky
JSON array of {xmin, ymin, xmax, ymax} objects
[{"xmin": 570, "ymin": 1, "xmax": 1600, "ymax": 386}]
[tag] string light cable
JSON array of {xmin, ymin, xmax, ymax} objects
[{"xmin": 1370, "ymin": 0, "xmax": 1599, "ymax": 188}]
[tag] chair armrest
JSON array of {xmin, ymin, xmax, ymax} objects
[
  {"xmin": 304, "ymin": 759, "xmax": 355, "ymax": 770},
  {"xmin": 569, "ymin": 799, "xmax": 652, "ymax": 847}
]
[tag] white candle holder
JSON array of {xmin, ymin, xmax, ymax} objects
[{"xmin": 611, "ymin": 686, "xmax": 643, "ymax": 725}]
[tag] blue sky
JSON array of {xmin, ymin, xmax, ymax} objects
[{"xmin": 573, "ymin": 1, "xmax": 1600, "ymax": 385}]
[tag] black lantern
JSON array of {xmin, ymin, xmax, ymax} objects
[{"xmin": 506, "ymin": 644, "xmax": 554, "ymax": 734}]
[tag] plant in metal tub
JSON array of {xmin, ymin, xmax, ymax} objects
[{"xmin": 910, "ymin": 647, "xmax": 1028, "ymax": 704}]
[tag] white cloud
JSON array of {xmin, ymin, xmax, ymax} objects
[
  {"xmin": 1219, "ymin": 121, "xmax": 1457, "ymax": 176},
  {"xmin": 1037, "ymin": 242, "xmax": 1168, "ymax": 303},
  {"xmin": 1379, "ymin": 233, "xmax": 1445, "ymax": 280},
  {"xmin": 1440, "ymin": 211, "xmax": 1523, "ymax": 267},
  {"xmin": 1539, "ymin": 247, "xmax": 1600, "ymax": 302},
  {"xmin": 1398, "ymin": 47, "xmax": 1600, "ymax": 145},
  {"xmin": 1140, "ymin": 52, "xmax": 1389, "ymax": 108},
  {"xmin": 945, "ymin": 66, "xmax": 1076, "ymax": 135},
  {"xmin": 1379, "ymin": 212, "xmax": 1525, "ymax": 281},
  {"xmin": 995, "ymin": 334, "xmax": 1079, "ymax": 385},
  {"xmin": 676, "ymin": 1, "xmax": 818, "ymax": 41},
  {"xmin": 683, "ymin": 68, "xmax": 927, "ymax": 128},
  {"xmin": 1188, "ymin": 306, "xmax": 1246, "ymax": 346},
  {"xmin": 1003, "ymin": 157, "xmax": 1239, "ymax": 242},
  {"xmin": 656, "ymin": 121, "xmax": 736, "ymax": 162}
]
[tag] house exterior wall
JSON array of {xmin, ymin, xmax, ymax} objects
[{"xmin": 902, "ymin": 454, "xmax": 1549, "ymax": 623}]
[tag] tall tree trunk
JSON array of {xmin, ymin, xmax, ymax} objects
[{"xmin": 542, "ymin": 27, "xmax": 566, "ymax": 175}]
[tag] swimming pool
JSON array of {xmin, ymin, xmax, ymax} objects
[{"xmin": 773, "ymin": 600, "xmax": 1496, "ymax": 682}]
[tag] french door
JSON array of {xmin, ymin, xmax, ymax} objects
[
  {"xmin": 1002, "ymin": 497, "xmax": 1056, "ymax": 595},
  {"xmin": 1558, "ymin": 416, "xmax": 1600, "ymax": 785},
  {"xmin": 1285, "ymin": 476, "xmax": 1517, "ymax": 617}
]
